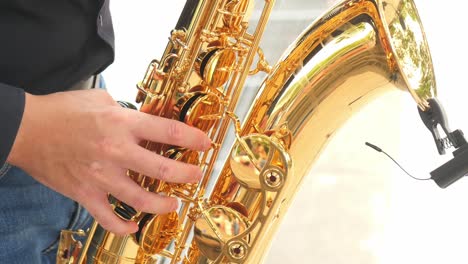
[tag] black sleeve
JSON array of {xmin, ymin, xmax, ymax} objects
[{"xmin": 0, "ymin": 83, "xmax": 25, "ymax": 166}]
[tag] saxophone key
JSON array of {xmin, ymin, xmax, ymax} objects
[
  {"xmin": 229, "ymin": 134, "xmax": 290, "ymax": 191},
  {"xmin": 132, "ymin": 212, "xmax": 179, "ymax": 256},
  {"xmin": 113, "ymin": 204, "xmax": 136, "ymax": 221},
  {"xmin": 193, "ymin": 206, "xmax": 250, "ymax": 261},
  {"xmin": 196, "ymin": 47, "xmax": 237, "ymax": 88},
  {"xmin": 174, "ymin": 92, "xmax": 223, "ymax": 132},
  {"xmin": 221, "ymin": 0, "xmax": 254, "ymax": 34}
]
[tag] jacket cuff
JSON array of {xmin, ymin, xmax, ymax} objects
[{"xmin": 0, "ymin": 83, "xmax": 25, "ymax": 166}]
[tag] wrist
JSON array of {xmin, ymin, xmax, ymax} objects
[{"xmin": 7, "ymin": 93, "xmax": 37, "ymax": 167}]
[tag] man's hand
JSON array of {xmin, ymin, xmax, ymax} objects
[{"xmin": 7, "ymin": 89, "xmax": 211, "ymax": 235}]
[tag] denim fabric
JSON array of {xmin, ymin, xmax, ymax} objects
[{"xmin": 0, "ymin": 165, "xmax": 93, "ymax": 264}]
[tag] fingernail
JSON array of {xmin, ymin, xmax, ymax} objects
[
  {"xmin": 131, "ymin": 223, "xmax": 139, "ymax": 233},
  {"xmin": 172, "ymin": 199, "xmax": 179, "ymax": 211},
  {"xmin": 191, "ymin": 168, "xmax": 203, "ymax": 183},
  {"xmin": 204, "ymin": 137, "xmax": 212, "ymax": 150}
]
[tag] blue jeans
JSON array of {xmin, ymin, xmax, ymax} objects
[{"xmin": 0, "ymin": 164, "xmax": 93, "ymax": 264}]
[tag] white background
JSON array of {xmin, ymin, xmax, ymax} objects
[{"xmin": 105, "ymin": 1, "xmax": 468, "ymax": 263}]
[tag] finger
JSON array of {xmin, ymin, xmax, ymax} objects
[
  {"xmin": 131, "ymin": 113, "xmax": 211, "ymax": 151},
  {"xmin": 117, "ymin": 143, "xmax": 203, "ymax": 183},
  {"xmin": 108, "ymin": 174, "xmax": 179, "ymax": 215},
  {"xmin": 80, "ymin": 187, "xmax": 138, "ymax": 235}
]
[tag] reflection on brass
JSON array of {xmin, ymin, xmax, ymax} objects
[
  {"xmin": 135, "ymin": 212, "xmax": 179, "ymax": 256},
  {"xmin": 193, "ymin": 206, "xmax": 249, "ymax": 261},
  {"xmin": 164, "ymin": 148, "xmax": 200, "ymax": 165},
  {"xmin": 249, "ymin": 48, "xmax": 272, "ymax": 75},
  {"xmin": 263, "ymin": 168, "xmax": 283, "ymax": 190},
  {"xmin": 58, "ymin": 0, "xmax": 438, "ymax": 263},
  {"xmin": 227, "ymin": 241, "xmax": 248, "ymax": 261},
  {"xmin": 223, "ymin": 0, "xmax": 253, "ymax": 31},
  {"xmin": 230, "ymin": 134, "xmax": 288, "ymax": 190},
  {"xmin": 380, "ymin": 0, "xmax": 436, "ymax": 107},
  {"xmin": 56, "ymin": 230, "xmax": 86, "ymax": 264},
  {"xmin": 198, "ymin": 49, "xmax": 237, "ymax": 88},
  {"xmin": 174, "ymin": 92, "xmax": 223, "ymax": 131},
  {"xmin": 225, "ymin": 202, "xmax": 249, "ymax": 218}
]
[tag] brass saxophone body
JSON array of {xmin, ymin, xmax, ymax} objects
[{"xmin": 58, "ymin": 0, "xmax": 437, "ymax": 263}]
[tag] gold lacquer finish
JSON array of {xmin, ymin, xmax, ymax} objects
[
  {"xmin": 194, "ymin": 206, "xmax": 250, "ymax": 261},
  {"xmin": 58, "ymin": 0, "xmax": 437, "ymax": 263},
  {"xmin": 57, "ymin": 230, "xmax": 86, "ymax": 264},
  {"xmin": 135, "ymin": 212, "xmax": 179, "ymax": 257},
  {"xmin": 206, "ymin": 0, "xmax": 436, "ymax": 262},
  {"xmin": 230, "ymin": 134, "xmax": 289, "ymax": 191}
]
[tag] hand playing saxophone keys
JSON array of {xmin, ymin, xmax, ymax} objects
[{"xmin": 7, "ymin": 89, "xmax": 211, "ymax": 235}]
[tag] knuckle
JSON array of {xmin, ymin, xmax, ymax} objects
[
  {"xmin": 104, "ymin": 108, "xmax": 129, "ymax": 125},
  {"xmin": 111, "ymin": 188, "xmax": 125, "ymax": 202},
  {"xmin": 157, "ymin": 161, "xmax": 171, "ymax": 182},
  {"xmin": 87, "ymin": 201, "xmax": 130, "ymax": 236},
  {"xmin": 87, "ymin": 161, "xmax": 104, "ymax": 179},
  {"xmin": 167, "ymin": 121, "xmax": 184, "ymax": 143},
  {"xmin": 85, "ymin": 163, "xmax": 113, "ymax": 189},
  {"xmin": 95, "ymin": 136, "xmax": 124, "ymax": 158},
  {"xmin": 131, "ymin": 195, "xmax": 148, "ymax": 211}
]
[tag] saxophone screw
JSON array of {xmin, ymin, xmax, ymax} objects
[
  {"xmin": 228, "ymin": 241, "xmax": 247, "ymax": 260},
  {"xmin": 211, "ymin": 142, "xmax": 221, "ymax": 149},
  {"xmin": 177, "ymin": 82, "xmax": 190, "ymax": 93},
  {"xmin": 263, "ymin": 168, "xmax": 283, "ymax": 190}
]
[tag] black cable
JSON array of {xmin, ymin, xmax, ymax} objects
[{"xmin": 365, "ymin": 142, "xmax": 431, "ymax": 181}]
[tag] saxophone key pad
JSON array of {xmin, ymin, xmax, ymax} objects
[
  {"xmin": 132, "ymin": 212, "xmax": 179, "ymax": 256},
  {"xmin": 196, "ymin": 48, "xmax": 237, "ymax": 88},
  {"xmin": 174, "ymin": 92, "xmax": 223, "ymax": 132}
]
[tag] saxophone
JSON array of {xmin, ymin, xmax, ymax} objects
[{"xmin": 57, "ymin": 0, "xmax": 437, "ymax": 263}]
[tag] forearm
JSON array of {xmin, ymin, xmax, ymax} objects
[{"xmin": 0, "ymin": 83, "xmax": 25, "ymax": 166}]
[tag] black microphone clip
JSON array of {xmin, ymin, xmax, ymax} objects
[{"xmin": 418, "ymin": 98, "xmax": 468, "ymax": 188}]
